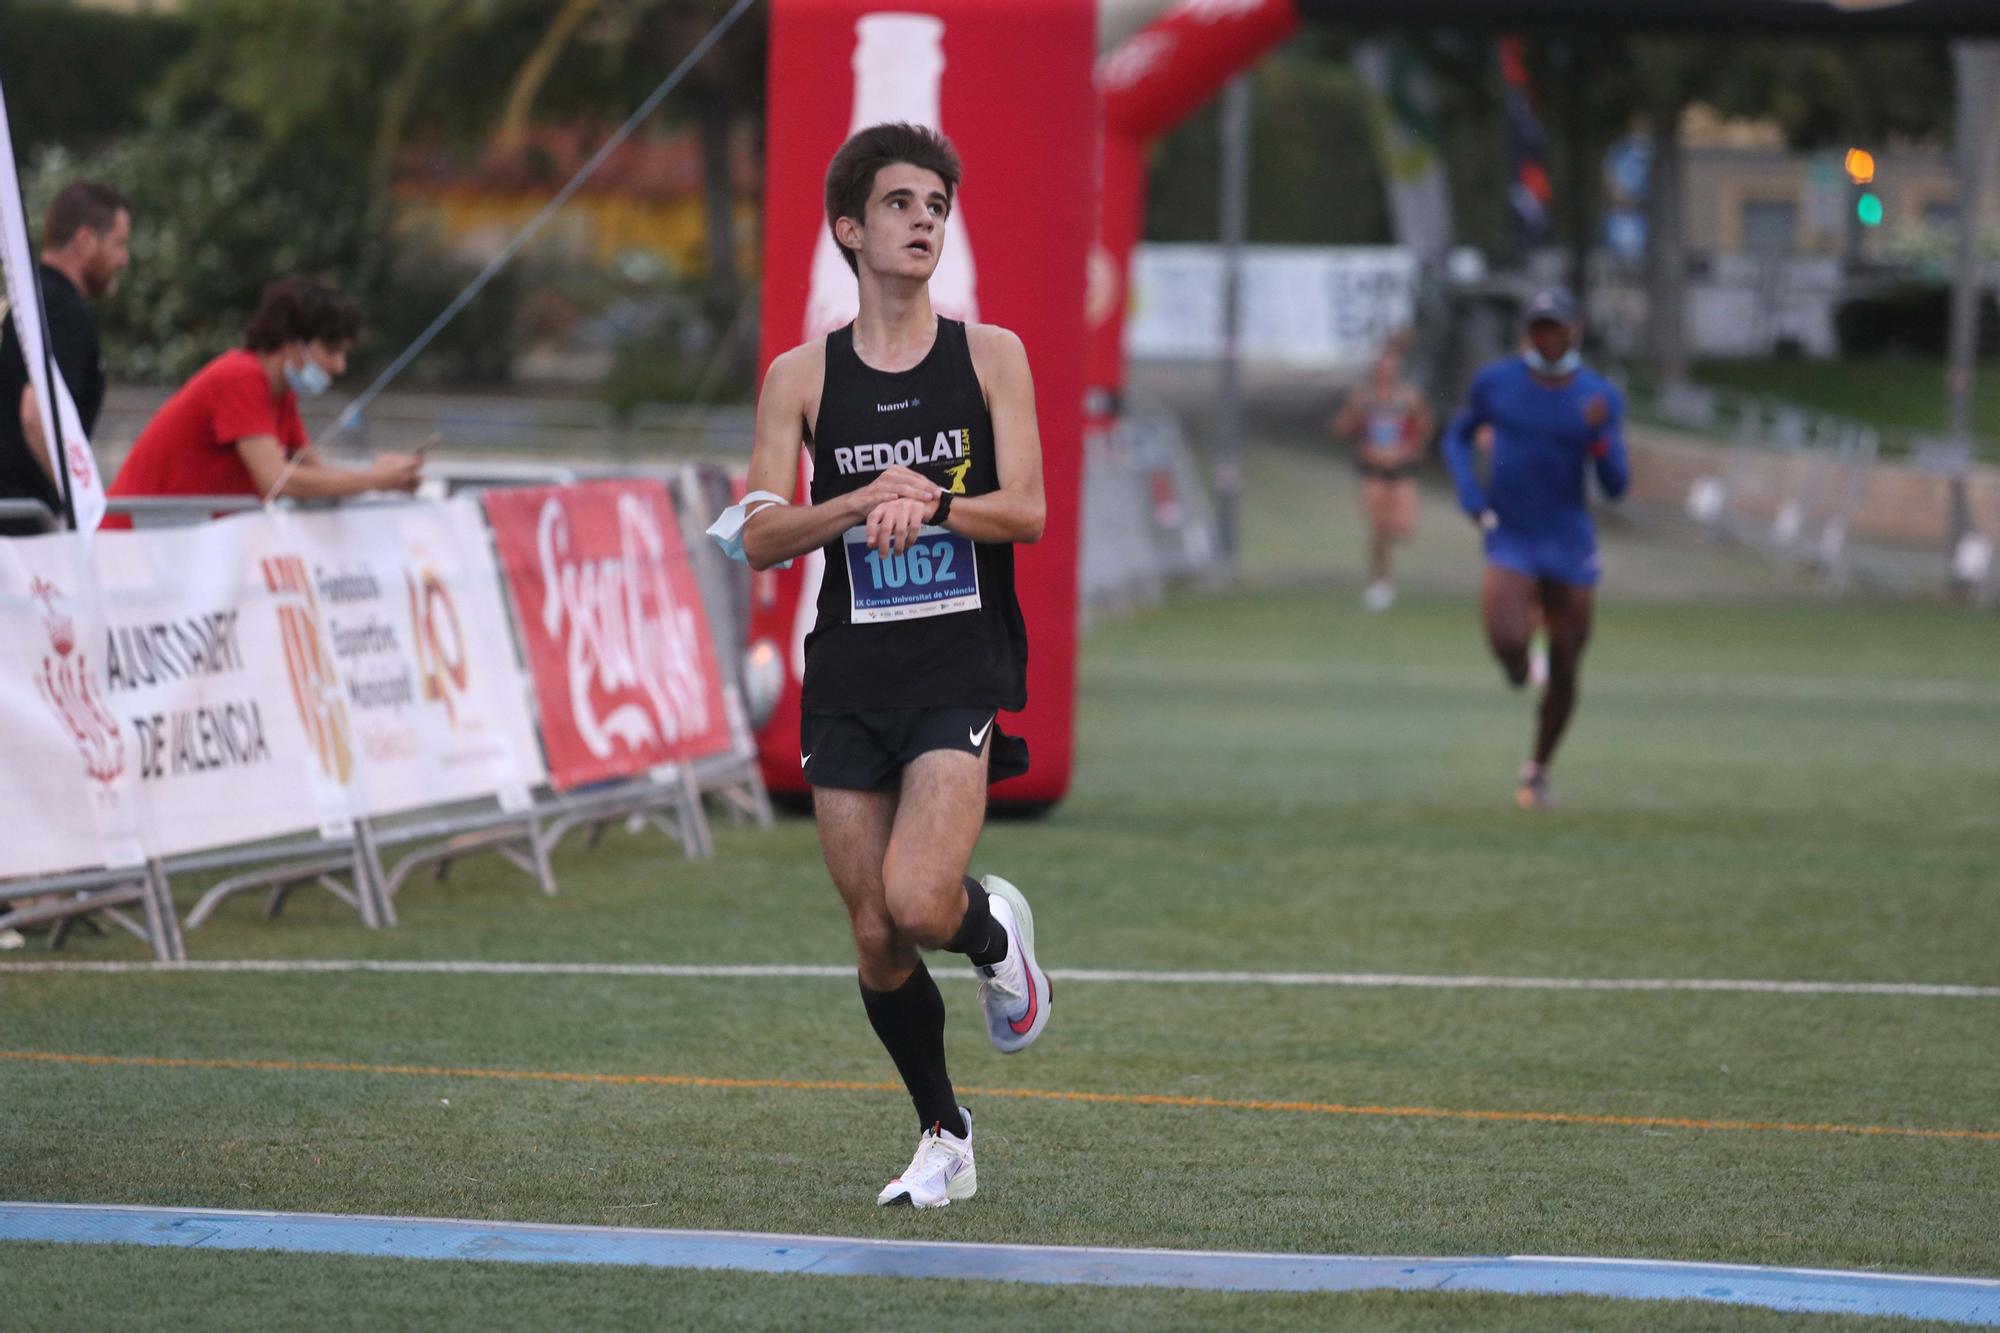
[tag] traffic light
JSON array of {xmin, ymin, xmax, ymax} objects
[
  {"xmin": 1857, "ymin": 191, "xmax": 1885, "ymax": 228},
  {"xmin": 1844, "ymin": 147, "xmax": 1876, "ymax": 185}
]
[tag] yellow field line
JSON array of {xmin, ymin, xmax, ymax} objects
[{"xmin": 4, "ymin": 1049, "xmax": 1996, "ymax": 1144}]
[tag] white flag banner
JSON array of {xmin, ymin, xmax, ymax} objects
[
  {"xmin": 275, "ymin": 500, "xmax": 545, "ymax": 818},
  {"xmin": 0, "ymin": 531, "xmax": 143, "ymax": 876},
  {"xmin": 1353, "ymin": 40, "xmax": 1455, "ymax": 264},
  {"xmin": 0, "ymin": 76, "xmax": 107, "ymax": 533},
  {"xmin": 89, "ymin": 514, "xmax": 355, "ymax": 858}
]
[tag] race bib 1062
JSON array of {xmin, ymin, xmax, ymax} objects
[{"xmin": 843, "ymin": 525, "xmax": 981, "ymax": 624}]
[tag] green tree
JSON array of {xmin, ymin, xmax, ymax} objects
[
  {"xmin": 28, "ymin": 112, "xmax": 520, "ymax": 385},
  {"xmin": 0, "ymin": 3, "xmax": 192, "ymax": 154},
  {"xmin": 1146, "ymin": 36, "xmax": 1391, "ymax": 247}
]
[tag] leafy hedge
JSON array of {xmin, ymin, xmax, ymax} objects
[
  {"xmin": 1836, "ymin": 283, "xmax": 2000, "ymax": 360},
  {"xmin": 27, "ymin": 115, "xmax": 520, "ymax": 385}
]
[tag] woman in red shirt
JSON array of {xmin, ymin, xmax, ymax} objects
[{"xmin": 107, "ymin": 276, "xmax": 422, "ymax": 524}]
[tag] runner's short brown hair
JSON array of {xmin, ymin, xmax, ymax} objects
[{"xmin": 824, "ymin": 123, "xmax": 962, "ymax": 275}]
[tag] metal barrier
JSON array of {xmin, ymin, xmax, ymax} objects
[
  {"xmin": 1629, "ymin": 367, "xmax": 2000, "ymax": 604},
  {"xmin": 1079, "ymin": 401, "xmax": 1222, "ymax": 617},
  {"xmin": 1, "ymin": 469, "xmax": 771, "ymax": 958},
  {"xmin": 0, "ymin": 498, "xmax": 58, "ymax": 533}
]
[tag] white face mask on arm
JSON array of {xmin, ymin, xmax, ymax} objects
[{"xmin": 707, "ymin": 491, "xmax": 793, "ymax": 567}]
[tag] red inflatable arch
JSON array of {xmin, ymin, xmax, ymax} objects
[{"xmin": 751, "ymin": 0, "xmax": 1097, "ymax": 809}]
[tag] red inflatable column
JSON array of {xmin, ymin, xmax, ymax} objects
[{"xmin": 752, "ymin": 0, "xmax": 1096, "ymax": 809}]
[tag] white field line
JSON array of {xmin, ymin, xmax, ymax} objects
[
  {"xmin": 1086, "ymin": 658, "xmax": 2000, "ymax": 708},
  {"xmin": 0, "ymin": 958, "xmax": 1993, "ymax": 997}
]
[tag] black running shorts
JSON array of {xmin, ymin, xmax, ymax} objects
[{"xmin": 800, "ymin": 707, "xmax": 1031, "ymax": 792}]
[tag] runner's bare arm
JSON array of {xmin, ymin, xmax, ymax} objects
[
  {"xmin": 741, "ymin": 342, "xmax": 938, "ymax": 571},
  {"xmin": 929, "ymin": 324, "xmax": 1044, "ymax": 546},
  {"xmin": 1331, "ymin": 394, "xmax": 1363, "ymax": 446}
]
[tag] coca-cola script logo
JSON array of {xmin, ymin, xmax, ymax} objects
[
  {"xmin": 1180, "ymin": 0, "xmax": 1273, "ymax": 22},
  {"xmin": 407, "ymin": 567, "xmax": 468, "ymax": 727},
  {"xmin": 262, "ymin": 554, "xmax": 355, "ymax": 784},
  {"xmin": 1100, "ymin": 30, "xmax": 1175, "ymax": 92},
  {"xmin": 535, "ymin": 491, "xmax": 712, "ymax": 758},
  {"xmin": 31, "ymin": 576, "xmax": 123, "ymax": 785}
]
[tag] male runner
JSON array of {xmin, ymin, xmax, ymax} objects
[
  {"xmin": 1442, "ymin": 289, "xmax": 1628, "ymax": 810},
  {"xmin": 728, "ymin": 123, "xmax": 1051, "ymax": 1209},
  {"xmin": 1331, "ymin": 342, "xmax": 1432, "ymax": 611}
]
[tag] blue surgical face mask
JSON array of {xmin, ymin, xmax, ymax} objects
[
  {"xmin": 285, "ymin": 352, "xmax": 333, "ymax": 398},
  {"xmin": 1523, "ymin": 346, "xmax": 1582, "ymax": 377}
]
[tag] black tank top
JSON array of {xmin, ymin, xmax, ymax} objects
[{"xmin": 803, "ymin": 318, "xmax": 1027, "ymax": 711}]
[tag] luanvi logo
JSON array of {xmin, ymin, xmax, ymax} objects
[
  {"xmin": 30, "ymin": 576, "xmax": 123, "ymax": 786},
  {"xmin": 262, "ymin": 555, "xmax": 355, "ymax": 784}
]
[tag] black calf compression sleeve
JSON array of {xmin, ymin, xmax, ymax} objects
[{"xmin": 859, "ymin": 962, "xmax": 963, "ymax": 1136}]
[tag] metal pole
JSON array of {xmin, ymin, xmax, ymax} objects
[
  {"xmin": 1946, "ymin": 43, "xmax": 1995, "ymax": 444},
  {"xmin": 1215, "ymin": 75, "xmax": 1252, "ymax": 574},
  {"xmin": 1945, "ymin": 42, "xmax": 1996, "ymax": 575}
]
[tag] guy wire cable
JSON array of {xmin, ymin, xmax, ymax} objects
[{"xmin": 264, "ymin": 0, "xmax": 761, "ymax": 504}]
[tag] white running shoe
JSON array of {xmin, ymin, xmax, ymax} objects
[
  {"xmin": 875, "ymin": 1107, "xmax": 975, "ymax": 1209},
  {"xmin": 975, "ymin": 875, "xmax": 1051, "ymax": 1054},
  {"xmin": 1363, "ymin": 580, "xmax": 1396, "ymax": 613}
]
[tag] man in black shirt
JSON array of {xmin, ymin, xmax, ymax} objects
[
  {"xmin": 732, "ymin": 124, "xmax": 1051, "ymax": 1209},
  {"xmin": 0, "ymin": 181, "xmax": 132, "ymax": 535}
]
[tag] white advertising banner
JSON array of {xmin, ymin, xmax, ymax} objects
[
  {"xmin": 89, "ymin": 515, "xmax": 354, "ymax": 858},
  {"xmin": 0, "ymin": 76, "xmax": 107, "ymax": 532},
  {"xmin": 0, "ymin": 502, "xmax": 550, "ymax": 879},
  {"xmin": 1125, "ymin": 243, "xmax": 1417, "ymax": 369},
  {"xmin": 275, "ymin": 500, "xmax": 544, "ymax": 818},
  {"xmin": 0, "ymin": 532, "xmax": 141, "ymax": 876}
]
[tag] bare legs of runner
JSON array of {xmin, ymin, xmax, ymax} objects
[
  {"xmin": 815, "ymin": 747, "xmax": 988, "ymax": 990},
  {"xmin": 1361, "ymin": 475, "xmax": 1417, "ymax": 586},
  {"xmin": 1361, "ymin": 475, "xmax": 1417, "ymax": 610},
  {"xmin": 1481, "ymin": 565, "xmax": 1595, "ymax": 801}
]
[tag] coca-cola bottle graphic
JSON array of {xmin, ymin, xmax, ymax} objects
[{"xmin": 803, "ymin": 12, "xmax": 979, "ymax": 339}]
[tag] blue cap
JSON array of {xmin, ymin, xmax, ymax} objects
[{"xmin": 1524, "ymin": 288, "xmax": 1579, "ymax": 326}]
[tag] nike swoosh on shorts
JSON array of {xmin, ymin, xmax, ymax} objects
[{"xmin": 969, "ymin": 716, "xmax": 993, "ymax": 748}]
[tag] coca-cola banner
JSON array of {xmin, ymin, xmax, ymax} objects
[
  {"xmin": 756, "ymin": 0, "xmax": 1095, "ymax": 806},
  {"xmin": 271, "ymin": 502, "xmax": 545, "ymax": 817},
  {"xmin": 483, "ymin": 480, "xmax": 732, "ymax": 792}
]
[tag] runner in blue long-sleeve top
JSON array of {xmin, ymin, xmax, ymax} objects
[{"xmin": 1442, "ymin": 289, "xmax": 1629, "ymax": 810}]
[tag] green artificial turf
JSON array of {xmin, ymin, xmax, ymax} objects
[{"xmin": 3, "ymin": 441, "xmax": 1995, "ymax": 1329}]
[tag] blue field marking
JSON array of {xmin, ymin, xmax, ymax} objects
[{"xmin": 4, "ymin": 1203, "xmax": 1998, "ymax": 1324}]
